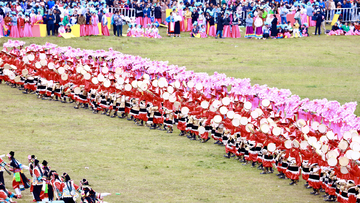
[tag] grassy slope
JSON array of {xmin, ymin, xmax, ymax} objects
[{"xmin": 1, "ymin": 85, "xmax": 323, "ymax": 203}]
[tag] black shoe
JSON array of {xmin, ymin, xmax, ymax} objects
[
  {"xmin": 214, "ymin": 141, "xmax": 219, "ymax": 144},
  {"xmin": 324, "ymin": 198, "xmax": 335, "ymax": 202},
  {"xmin": 202, "ymin": 138, "xmax": 210, "ymax": 143},
  {"xmin": 22, "ymin": 91, "xmax": 28, "ymax": 94},
  {"xmin": 260, "ymin": 172, "xmax": 267, "ymax": 174},
  {"xmin": 289, "ymin": 181, "xmax": 295, "ymax": 185},
  {"xmin": 74, "ymin": 106, "xmax": 79, "ymax": 109},
  {"xmin": 304, "ymin": 183, "xmax": 309, "ymax": 187},
  {"xmin": 279, "ymin": 175, "xmax": 285, "ymax": 179},
  {"xmin": 223, "ymin": 155, "xmax": 230, "ymax": 158},
  {"xmin": 306, "ymin": 186, "xmax": 312, "ymax": 189},
  {"xmin": 276, "ymin": 173, "xmax": 282, "ymax": 176}
]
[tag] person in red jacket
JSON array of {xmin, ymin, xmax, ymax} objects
[{"xmin": 17, "ymin": 13, "xmax": 25, "ymax": 38}]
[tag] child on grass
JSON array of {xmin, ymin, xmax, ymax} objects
[
  {"xmin": 58, "ymin": 23, "xmax": 65, "ymax": 37},
  {"xmin": 293, "ymin": 19, "xmax": 301, "ymax": 38},
  {"xmin": 199, "ymin": 24, "xmax": 207, "ymax": 38},
  {"xmin": 262, "ymin": 22, "xmax": 270, "ymax": 39}
]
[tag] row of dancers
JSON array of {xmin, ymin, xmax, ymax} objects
[{"xmin": 3, "ymin": 78, "xmax": 360, "ymax": 202}]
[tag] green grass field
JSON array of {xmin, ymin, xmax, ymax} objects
[{"xmin": 0, "ymin": 27, "xmax": 359, "ymax": 202}]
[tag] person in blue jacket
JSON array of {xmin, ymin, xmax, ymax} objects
[
  {"xmin": 143, "ymin": 4, "xmax": 151, "ymax": 26},
  {"xmin": 166, "ymin": 11, "xmax": 175, "ymax": 36},
  {"xmin": 46, "ymin": 11, "xmax": 55, "ymax": 36},
  {"xmin": 111, "ymin": 12, "xmax": 116, "ymax": 36}
]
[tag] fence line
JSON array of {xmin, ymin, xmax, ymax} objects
[
  {"xmin": 324, "ymin": 8, "xmax": 360, "ymax": 23},
  {"xmin": 109, "ymin": 8, "xmax": 155, "ymax": 18}
]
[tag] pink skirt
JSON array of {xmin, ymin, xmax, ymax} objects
[
  {"xmin": 10, "ymin": 26, "xmax": 20, "ymax": 38},
  {"xmin": 85, "ymin": 25, "xmax": 91, "ymax": 36},
  {"xmin": 136, "ymin": 17, "xmax": 143, "ymax": 26},
  {"xmin": 80, "ymin": 25, "xmax": 86, "ymax": 36},
  {"xmin": 301, "ymin": 14, "xmax": 307, "ymax": 26},
  {"xmin": 186, "ymin": 18, "xmax": 192, "ymax": 31},
  {"xmin": 345, "ymin": 30, "xmax": 355, "ymax": 35},
  {"xmin": 23, "ymin": 23, "xmax": 32, "ymax": 37},
  {"xmin": 200, "ymin": 32, "xmax": 207, "ymax": 38},
  {"xmin": 223, "ymin": 25, "xmax": 231, "ymax": 38},
  {"xmin": 209, "ymin": 25, "xmax": 216, "ymax": 37},
  {"xmin": 143, "ymin": 17, "xmax": 151, "ymax": 26},
  {"xmin": 231, "ymin": 25, "xmax": 240, "ymax": 38},
  {"xmin": 180, "ymin": 16, "xmax": 185, "ymax": 32},
  {"xmin": 101, "ymin": 25, "xmax": 109, "ymax": 36},
  {"xmin": 93, "ymin": 24, "xmax": 99, "ymax": 35},
  {"xmin": 18, "ymin": 27, "xmax": 24, "ymax": 38}
]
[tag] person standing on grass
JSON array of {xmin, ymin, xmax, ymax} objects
[
  {"xmin": 314, "ymin": 9, "xmax": 323, "ymax": 35},
  {"xmin": 244, "ymin": 13, "xmax": 254, "ymax": 38},
  {"xmin": 101, "ymin": 10, "xmax": 110, "ymax": 36},
  {"xmin": 54, "ymin": 10, "xmax": 61, "ymax": 36},
  {"xmin": 46, "ymin": 11, "xmax": 55, "ymax": 36},
  {"xmin": 174, "ymin": 11, "xmax": 182, "ymax": 37},
  {"xmin": 215, "ymin": 13, "xmax": 224, "ymax": 38},
  {"xmin": 111, "ymin": 11, "xmax": 116, "ymax": 36},
  {"xmin": 113, "ymin": 11, "xmax": 123, "ymax": 37},
  {"xmin": 78, "ymin": 13, "xmax": 86, "ymax": 36},
  {"xmin": 270, "ymin": 14, "xmax": 278, "ymax": 38}
]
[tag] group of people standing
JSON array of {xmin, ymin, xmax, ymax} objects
[{"xmin": 0, "ymin": 151, "xmax": 110, "ymax": 202}]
